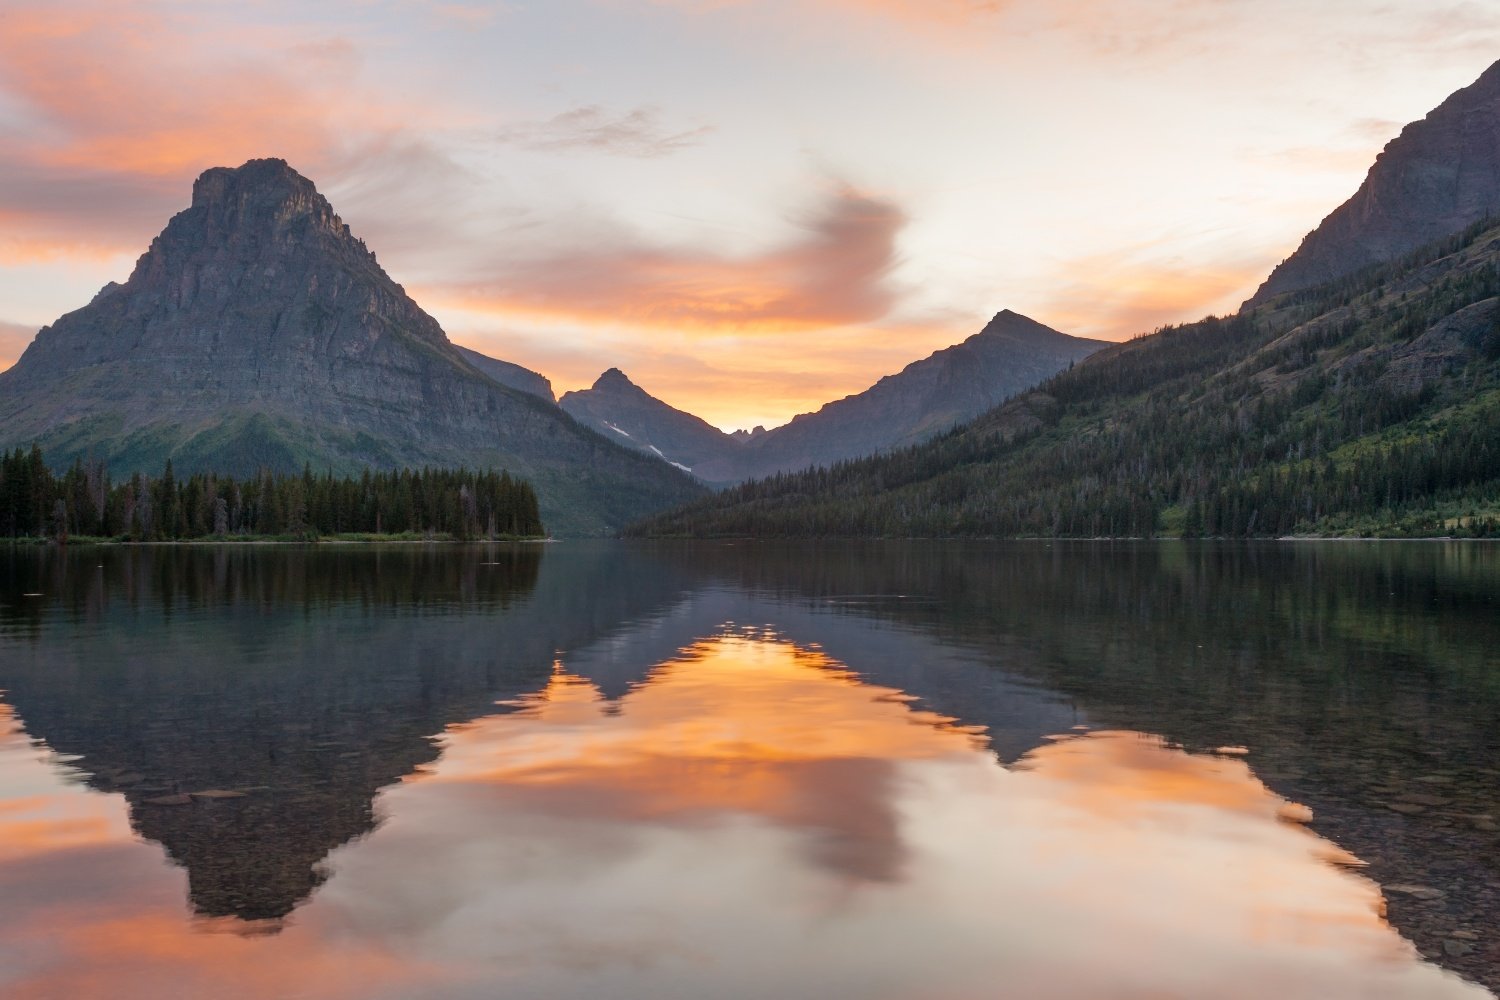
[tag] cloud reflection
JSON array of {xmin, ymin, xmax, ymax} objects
[{"xmin": 0, "ymin": 636, "xmax": 1488, "ymax": 999}]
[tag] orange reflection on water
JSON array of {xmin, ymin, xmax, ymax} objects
[
  {"xmin": 415, "ymin": 632, "xmax": 987, "ymax": 882},
  {"xmin": 0, "ymin": 635, "xmax": 1490, "ymax": 1000},
  {"xmin": 1011, "ymin": 731, "xmax": 1384, "ymax": 956},
  {"xmin": 0, "ymin": 702, "xmax": 440, "ymax": 1000},
  {"xmin": 1019, "ymin": 729, "xmax": 1320, "ymax": 823}
]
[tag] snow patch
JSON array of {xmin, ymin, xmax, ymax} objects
[{"xmin": 647, "ymin": 444, "xmax": 692, "ymax": 474}]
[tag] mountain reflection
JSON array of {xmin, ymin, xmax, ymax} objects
[
  {"xmin": 0, "ymin": 541, "xmax": 1496, "ymax": 997},
  {"xmin": 0, "ymin": 543, "xmax": 656, "ymax": 923},
  {"xmin": 2, "ymin": 626, "xmax": 1485, "ymax": 998},
  {"xmin": 416, "ymin": 630, "xmax": 986, "ymax": 884}
]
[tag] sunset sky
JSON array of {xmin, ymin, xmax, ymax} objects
[{"xmin": 1, "ymin": 1, "xmax": 1497, "ymax": 430}]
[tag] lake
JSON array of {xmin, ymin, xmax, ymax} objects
[{"xmin": 0, "ymin": 540, "xmax": 1496, "ymax": 998}]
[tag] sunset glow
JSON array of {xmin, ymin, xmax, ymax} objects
[
  {"xmin": 0, "ymin": 630, "xmax": 1477, "ymax": 999},
  {"xmin": 1, "ymin": 1, "xmax": 1498, "ymax": 427}
]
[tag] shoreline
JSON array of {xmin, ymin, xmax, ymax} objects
[{"xmin": 4, "ymin": 536, "xmax": 552, "ymax": 548}]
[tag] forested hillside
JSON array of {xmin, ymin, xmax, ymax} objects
[{"xmin": 630, "ymin": 222, "xmax": 1500, "ymax": 539}]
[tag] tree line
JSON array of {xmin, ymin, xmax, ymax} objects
[{"xmin": 0, "ymin": 448, "xmax": 544, "ymax": 541}]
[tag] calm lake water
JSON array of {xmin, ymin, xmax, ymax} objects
[{"xmin": 0, "ymin": 540, "xmax": 1496, "ymax": 999}]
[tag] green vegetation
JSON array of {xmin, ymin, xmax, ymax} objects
[
  {"xmin": 631, "ymin": 222, "xmax": 1500, "ymax": 539},
  {"xmin": 0, "ymin": 449, "xmax": 544, "ymax": 541}
]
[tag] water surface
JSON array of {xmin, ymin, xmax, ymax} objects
[{"xmin": 0, "ymin": 541, "xmax": 1495, "ymax": 997}]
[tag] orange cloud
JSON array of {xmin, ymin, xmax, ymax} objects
[
  {"xmin": 449, "ymin": 315, "xmax": 968, "ymax": 431},
  {"xmin": 423, "ymin": 185, "xmax": 906, "ymax": 332},
  {"xmin": 0, "ymin": 2, "xmax": 421, "ymax": 262},
  {"xmin": 0, "ymin": 5, "xmax": 336, "ymax": 178},
  {"xmin": 1037, "ymin": 244, "xmax": 1277, "ymax": 341}
]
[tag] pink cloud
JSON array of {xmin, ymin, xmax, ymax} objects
[
  {"xmin": 1038, "ymin": 245, "xmax": 1277, "ymax": 342},
  {"xmin": 0, "ymin": 3, "xmax": 422, "ymax": 262},
  {"xmin": 423, "ymin": 184, "xmax": 907, "ymax": 332}
]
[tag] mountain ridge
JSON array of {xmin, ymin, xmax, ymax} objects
[
  {"xmin": 559, "ymin": 368, "xmax": 734, "ymax": 477},
  {"xmin": 630, "ymin": 219, "xmax": 1500, "ymax": 539},
  {"xmin": 0, "ymin": 158, "xmax": 703, "ymax": 536},
  {"xmin": 560, "ymin": 309, "xmax": 1103, "ymax": 484},
  {"xmin": 1247, "ymin": 58, "xmax": 1500, "ymax": 307}
]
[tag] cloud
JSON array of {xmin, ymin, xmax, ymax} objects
[
  {"xmin": 450, "ymin": 316, "xmax": 964, "ymax": 432},
  {"xmin": 0, "ymin": 2, "xmax": 417, "ymax": 261},
  {"xmin": 1036, "ymin": 243, "xmax": 1278, "ymax": 342},
  {"xmin": 0, "ymin": 6, "xmax": 338, "ymax": 178},
  {"xmin": 424, "ymin": 183, "xmax": 906, "ymax": 331},
  {"xmin": 496, "ymin": 105, "xmax": 714, "ymax": 158},
  {"xmin": 0, "ymin": 321, "xmax": 38, "ymax": 372}
]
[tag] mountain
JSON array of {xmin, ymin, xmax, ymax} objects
[
  {"xmin": 0, "ymin": 158, "xmax": 702, "ymax": 536},
  {"xmin": 454, "ymin": 345, "xmax": 554, "ymax": 402},
  {"xmin": 559, "ymin": 368, "xmax": 743, "ymax": 481},
  {"xmin": 560, "ymin": 311, "xmax": 1102, "ymax": 485},
  {"xmin": 736, "ymin": 310, "xmax": 1103, "ymax": 478},
  {"xmin": 1247, "ymin": 59, "xmax": 1500, "ymax": 307},
  {"xmin": 632, "ymin": 221, "xmax": 1500, "ymax": 538},
  {"xmin": 631, "ymin": 63, "xmax": 1500, "ymax": 540}
]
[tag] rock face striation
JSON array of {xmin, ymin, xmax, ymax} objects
[
  {"xmin": 559, "ymin": 310, "xmax": 1103, "ymax": 484},
  {"xmin": 0, "ymin": 158, "xmax": 700, "ymax": 535},
  {"xmin": 1247, "ymin": 59, "xmax": 1500, "ymax": 307}
]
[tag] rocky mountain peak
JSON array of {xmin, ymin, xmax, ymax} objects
[
  {"xmin": 174, "ymin": 158, "xmax": 348, "ymax": 252},
  {"xmin": 191, "ymin": 158, "xmax": 313, "ymax": 207},
  {"xmin": 973, "ymin": 308, "xmax": 1077, "ymax": 348},
  {"xmin": 1247, "ymin": 58, "xmax": 1500, "ymax": 307},
  {"xmin": 0, "ymin": 158, "xmax": 704, "ymax": 536},
  {"xmin": 13, "ymin": 155, "xmax": 457, "ymax": 380},
  {"xmin": 593, "ymin": 368, "xmax": 639, "ymax": 392}
]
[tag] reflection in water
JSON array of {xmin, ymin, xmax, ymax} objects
[
  {"xmin": 417, "ymin": 631, "xmax": 985, "ymax": 885},
  {"xmin": 0, "ymin": 544, "xmax": 555, "ymax": 924},
  {"xmin": 0, "ymin": 622, "xmax": 1489, "ymax": 998},
  {"xmin": 1, "ymin": 542, "xmax": 1498, "ymax": 996}
]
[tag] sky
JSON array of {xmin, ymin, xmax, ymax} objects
[{"xmin": 0, "ymin": 1, "xmax": 1497, "ymax": 431}]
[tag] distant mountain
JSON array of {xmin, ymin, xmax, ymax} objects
[
  {"xmin": 454, "ymin": 345, "xmax": 554, "ymax": 402},
  {"xmin": 559, "ymin": 368, "xmax": 742, "ymax": 481},
  {"xmin": 632, "ymin": 219, "xmax": 1500, "ymax": 539},
  {"xmin": 561, "ymin": 311, "xmax": 1102, "ymax": 485},
  {"xmin": 0, "ymin": 158, "xmax": 701, "ymax": 536},
  {"xmin": 1247, "ymin": 59, "xmax": 1500, "ymax": 307},
  {"xmin": 632, "ymin": 62, "xmax": 1500, "ymax": 540},
  {"xmin": 737, "ymin": 310, "xmax": 1103, "ymax": 478}
]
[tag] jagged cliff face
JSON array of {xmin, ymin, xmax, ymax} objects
[
  {"xmin": 1248, "ymin": 59, "xmax": 1500, "ymax": 307},
  {"xmin": 455, "ymin": 346, "xmax": 555, "ymax": 403},
  {"xmin": 0, "ymin": 158, "xmax": 701, "ymax": 536}
]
